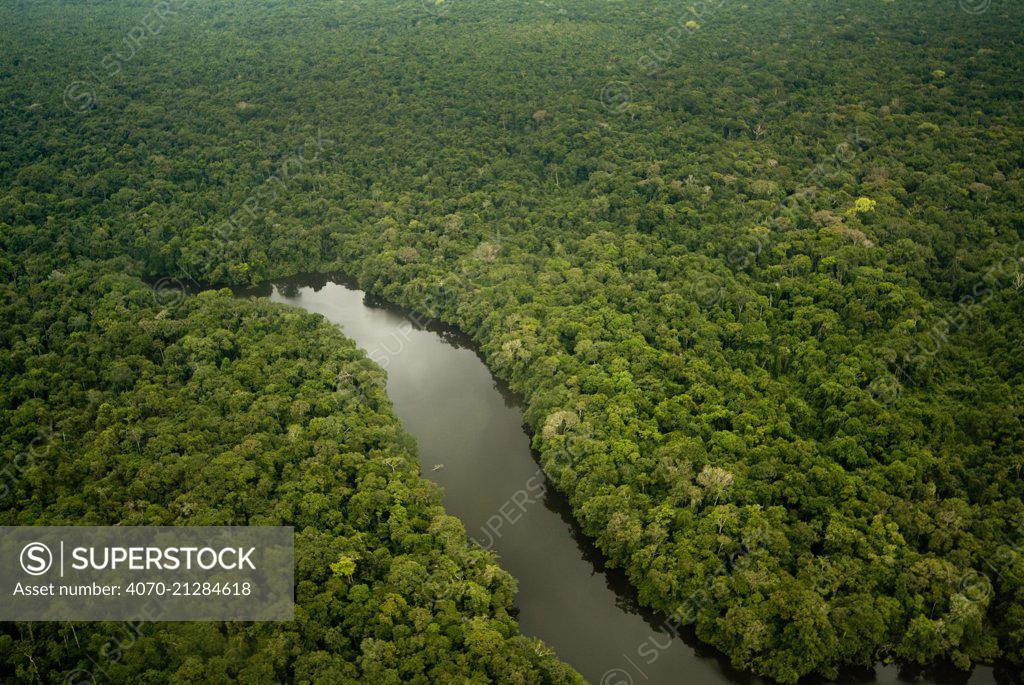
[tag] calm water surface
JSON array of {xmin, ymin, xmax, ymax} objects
[{"xmin": 239, "ymin": 274, "xmax": 1001, "ymax": 685}]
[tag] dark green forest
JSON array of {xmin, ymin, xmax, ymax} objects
[
  {"xmin": 2, "ymin": 0, "xmax": 1023, "ymax": 682},
  {"xmin": 0, "ymin": 267, "xmax": 581, "ymax": 683}
]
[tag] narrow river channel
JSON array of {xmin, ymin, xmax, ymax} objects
[{"xmin": 239, "ymin": 275, "xmax": 1000, "ymax": 685}]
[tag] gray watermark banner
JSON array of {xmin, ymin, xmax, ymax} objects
[{"xmin": 0, "ymin": 526, "xmax": 293, "ymax": 621}]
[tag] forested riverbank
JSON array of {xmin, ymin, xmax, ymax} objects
[
  {"xmin": 2, "ymin": 0, "xmax": 1023, "ymax": 682},
  {"xmin": 0, "ymin": 266, "xmax": 581, "ymax": 683}
]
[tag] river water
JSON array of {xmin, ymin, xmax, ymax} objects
[{"xmin": 239, "ymin": 275, "xmax": 1000, "ymax": 685}]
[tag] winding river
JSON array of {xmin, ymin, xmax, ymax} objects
[{"xmin": 239, "ymin": 274, "xmax": 1000, "ymax": 685}]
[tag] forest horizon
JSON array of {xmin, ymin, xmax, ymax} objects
[{"xmin": 1, "ymin": 0, "xmax": 1022, "ymax": 683}]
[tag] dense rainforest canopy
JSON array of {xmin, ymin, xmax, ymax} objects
[
  {"xmin": 1, "ymin": 0, "xmax": 1023, "ymax": 682},
  {"xmin": 0, "ymin": 267, "xmax": 581, "ymax": 683}
]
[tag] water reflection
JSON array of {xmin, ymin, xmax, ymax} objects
[{"xmin": 235, "ymin": 273, "xmax": 1003, "ymax": 685}]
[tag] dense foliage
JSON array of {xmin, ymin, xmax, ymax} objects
[
  {"xmin": 2, "ymin": 0, "xmax": 1023, "ymax": 682},
  {"xmin": 0, "ymin": 267, "xmax": 580, "ymax": 683}
]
